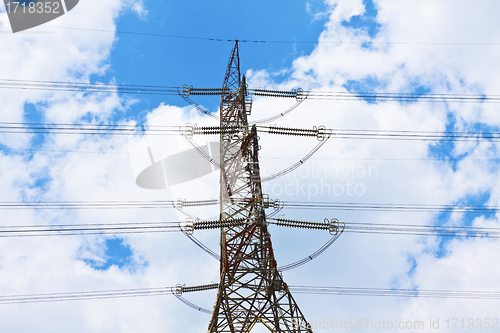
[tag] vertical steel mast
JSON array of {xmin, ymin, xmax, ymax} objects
[{"xmin": 209, "ymin": 41, "xmax": 313, "ymax": 333}]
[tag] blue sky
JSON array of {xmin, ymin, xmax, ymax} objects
[
  {"xmin": 101, "ymin": 0, "xmax": 330, "ymax": 122},
  {"xmin": 102, "ymin": 0, "xmax": 493, "ymax": 270},
  {"xmin": 86, "ymin": 0, "xmax": 333, "ymax": 272},
  {"xmin": 1, "ymin": 0, "xmax": 500, "ymax": 332}
]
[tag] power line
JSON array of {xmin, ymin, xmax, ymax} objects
[
  {"xmin": 281, "ymin": 201, "xmax": 500, "ymax": 214},
  {"xmin": 1, "ymin": 79, "xmax": 499, "ymax": 103},
  {"xmin": 2, "ymin": 284, "xmax": 500, "ymax": 304},
  {"xmin": 0, "ymin": 221, "xmax": 183, "ymax": 237},
  {"xmin": 29, "ymin": 26, "xmax": 500, "ymax": 46},
  {"xmin": 0, "ymin": 286, "xmax": 178, "ymax": 304},
  {"xmin": 0, "ymin": 79, "xmax": 179, "ymax": 96},
  {"xmin": 0, "ymin": 201, "xmax": 174, "ymax": 209},
  {"xmin": 339, "ymin": 221, "xmax": 500, "ymax": 238},
  {"xmin": 0, "ymin": 122, "xmax": 183, "ymax": 135},
  {"xmin": 0, "ymin": 199, "xmax": 216, "ymax": 209},
  {"xmin": 269, "ymin": 218, "xmax": 500, "ymax": 238},
  {"xmin": 0, "ymin": 200, "xmax": 498, "ymax": 215},
  {"xmin": 0, "ymin": 219, "xmax": 498, "ymax": 238},
  {"xmin": 1, "ymin": 122, "xmax": 500, "ymax": 143},
  {"xmin": 288, "ymin": 286, "xmax": 500, "ymax": 299},
  {"xmin": 251, "ymin": 89, "xmax": 500, "ymax": 103},
  {"xmin": 259, "ymin": 126, "xmax": 500, "ymax": 142},
  {"xmin": 1, "ymin": 146, "xmax": 498, "ymax": 162},
  {"xmin": 301, "ymin": 91, "xmax": 499, "ymax": 103}
]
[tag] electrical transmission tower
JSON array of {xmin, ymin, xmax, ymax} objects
[
  {"xmin": 171, "ymin": 41, "xmax": 342, "ymax": 332},
  {"xmin": 207, "ymin": 41, "xmax": 313, "ymax": 332}
]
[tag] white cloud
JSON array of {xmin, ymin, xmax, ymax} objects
[
  {"xmin": 131, "ymin": 1, "xmax": 148, "ymax": 20},
  {"xmin": 244, "ymin": 0, "xmax": 500, "ymax": 329}
]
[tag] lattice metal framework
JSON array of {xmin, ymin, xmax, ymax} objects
[{"xmin": 208, "ymin": 41, "xmax": 313, "ymax": 333}]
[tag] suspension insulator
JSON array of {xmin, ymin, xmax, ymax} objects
[
  {"xmin": 317, "ymin": 125, "xmax": 327, "ymax": 141},
  {"xmin": 328, "ymin": 218, "xmax": 343, "ymax": 235},
  {"xmin": 295, "ymin": 88, "xmax": 308, "ymax": 101},
  {"xmin": 245, "ymin": 96, "xmax": 253, "ymax": 115},
  {"xmin": 272, "ymin": 199, "xmax": 283, "ymax": 210},
  {"xmin": 175, "ymin": 198, "xmax": 184, "ymax": 210},
  {"xmin": 175, "ymin": 284, "xmax": 184, "ymax": 296},
  {"xmin": 182, "ymin": 84, "xmax": 191, "ymax": 97},
  {"xmin": 182, "ymin": 218, "xmax": 195, "ymax": 235},
  {"xmin": 183, "ymin": 123, "xmax": 194, "ymax": 139},
  {"xmin": 262, "ymin": 194, "xmax": 270, "ymax": 208}
]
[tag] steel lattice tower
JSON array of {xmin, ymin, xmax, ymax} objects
[{"xmin": 208, "ymin": 41, "xmax": 313, "ymax": 333}]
